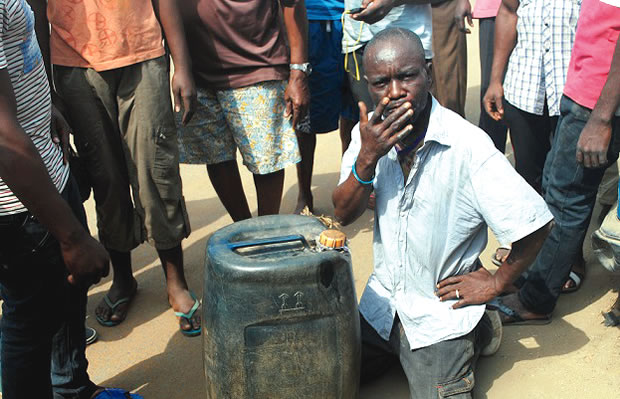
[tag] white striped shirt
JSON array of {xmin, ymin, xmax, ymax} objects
[
  {"xmin": 503, "ymin": 0, "xmax": 581, "ymax": 116},
  {"xmin": 0, "ymin": 0, "xmax": 69, "ymax": 215}
]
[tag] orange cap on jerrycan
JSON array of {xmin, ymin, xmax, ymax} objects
[{"xmin": 318, "ymin": 229, "xmax": 347, "ymax": 249}]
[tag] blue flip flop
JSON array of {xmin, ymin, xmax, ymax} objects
[
  {"xmin": 95, "ymin": 281, "xmax": 138, "ymax": 327},
  {"xmin": 92, "ymin": 388, "xmax": 143, "ymax": 399},
  {"xmin": 174, "ymin": 292, "xmax": 201, "ymax": 337}
]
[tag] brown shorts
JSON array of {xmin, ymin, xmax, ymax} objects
[{"xmin": 54, "ymin": 56, "xmax": 190, "ymax": 251}]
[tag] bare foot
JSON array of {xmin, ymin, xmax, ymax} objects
[
  {"xmin": 294, "ymin": 195, "xmax": 314, "ymax": 215},
  {"xmin": 169, "ymin": 287, "xmax": 201, "ymax": 334},
  {"xmin": 95, "ymin": 278, "xmax": 137, "ymax": 326}
]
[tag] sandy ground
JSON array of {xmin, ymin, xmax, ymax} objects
[{"xmin": 77, "ymin": 20, "xmax": 620, "ymax": 399}]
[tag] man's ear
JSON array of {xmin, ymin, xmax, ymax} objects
[{"xmin": 425, "ymin": 60, "xmax": 433, "ymax": 87}]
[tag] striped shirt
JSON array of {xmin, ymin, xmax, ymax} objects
[
  {"xmin": 0, "ymin": 0, "xmax": 69, "ymax": 215},
  {"xmin": 503, "ymin": 0, "xmax": 581, "ymax": 116}
]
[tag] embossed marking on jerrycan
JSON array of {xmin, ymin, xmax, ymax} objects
[{"xmin": 203, "ymin": 215, "xmax": 360, "ymax": 399}]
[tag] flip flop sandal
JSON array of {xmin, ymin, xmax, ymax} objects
[
  {"xmin": 95, "ymin": 282, "xmax": 138, "ymax": 327},
  {"xmin": 92, "ymin": 388, "xmax": 144, "ymax": 399},
  {"xmin": 491, "ymin": 246, "xmax": 511, "ymax": 267},
  {"xmin": 487, "ymin": 297, "xmax": 551, "ymax": 326},
  {"xmin": 85, "ymin": 326, "xmax": 98, "ymax": 345},
  {"xmin": 561, "ymin": 270, "xmax": 584, "ymax": 294},
  {"xmin": 175, "ymin": 292, "xmax": 201, "ymax": 337},
  {"xmin": 602, "ymin": 306, "xmax": 620, "ymax": 327}
]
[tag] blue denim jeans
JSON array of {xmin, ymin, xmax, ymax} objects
[
  {"xmin": 0, "ymin": 178, "xmax": 97, "ymax": 399},
  {"xmin": 519, "ymin": 96, "xmax": 620, "ymax": 314}
]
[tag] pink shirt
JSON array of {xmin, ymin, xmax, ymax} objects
[
  {"xmin": 563, "ymin": 0, "xmax": 620, "ymax": 112},
  {"xmin": 473, "ymin": 0, "xmax": 501, "ymax": 19}
]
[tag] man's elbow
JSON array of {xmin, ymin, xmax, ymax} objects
[{"xmin": 332, "ymin": 188, "xmax": 353, "ymax": 226}]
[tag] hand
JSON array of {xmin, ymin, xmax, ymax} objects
[
  {"xmin": 454, "ymin": 0, "xmax": 473, "ymax": 34},
  {"xmin": 50, "ymin": 104, "xmax": 71, "ymax": 164},
  {"xmin": 171, "ymin": 68, "xmax": 197, "ymax": 125},
  {"xmin": 284, "ymin": 70, "xmax": 310, "ymax": 127},
  {"xmin": 352, "ymin": 0, "xmax": 396, "ymax": 25},
  {"xmin": 483, "ymin": 81, "xmax": 505, "ymax": 121},
  {"xmin": 576, "ymin": 114, "xmax": 612, "ymax": 168},
  {"xmin": 60, "ymin": 231, "xmax": 110, "ymax": 287},
  {"xmin": 358, "ymin": 98, "xmax": 413, "ymax": 163},
  {"xmin": 436, "ymin": 267, "xmax": 501, "ymax": 309}
]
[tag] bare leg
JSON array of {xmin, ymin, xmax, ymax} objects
[
  {"xmin": 295, "ymin": 132, "xmax": 316, "ymax": 214},
  {"xmin": 95, "ymin": 249, "xmax": 138, "ymax": 325},
  {"xmin": 253, "ymin": 169, "xmax": 285, "ymax": 216},
  {"xmin": 206, "ymin": 160, "xmax": 252, "ymax": 221},
  {"xmin": 157, "ymin": 245, "xmax": 200, "ymax": 333},
  {"xmin": 339, "ymin": 117, "xmax": 356, "ymax": 155}
]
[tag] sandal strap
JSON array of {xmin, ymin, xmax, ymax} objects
[
  {"xmin": 568, "ymin": 271, "xmax": 582, "ymax": 287},
  {"xmin": 174, "ymin": 297, "xmax": 200, "ymax": 319}
]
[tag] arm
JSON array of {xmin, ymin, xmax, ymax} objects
[
  {"xmin": 151, "ymin": 0, "xmax": 197, "ymax": 125},
  {"xmin": 482, "ymin": 0, "xmax": 519, "ymax": 121},
  {"xmin": 454, "ymin": 0, "xmax": 473, "ymax": 34},
  {"xmin": 436, "ymin": 221, "xmax": 553, "ymax": 308},
  {"xmin": 282, "ymin": 0, "xmax": 310, "ymax": 127},
  {"xmin": 0, "ymin": 69, "xmax": 109, "ymax": 286},
  {"xmin": 333, "ymin": 99, "xmax": 413, "ymax": 225},
  {"xmin": 27, "ymin": 0, "xmax": 70, "ymax": 162},
  {"xmin": 352, "ymin": 0, "xmax": 430, "ymax": 25},
  {"xmin": 576, "ymin": 37, "xmax": 620, "ymax": 168},
  {"xmin": 27, "ymin": 0, "xmax": 51, "ymax": 82}
]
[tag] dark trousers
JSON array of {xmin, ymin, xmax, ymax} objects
[
  {"xmin": 504, "ymin": 100, "xmax": 557, "ymax": 193},
  {"xmin": 478, "ymin": 17, "xmax": 508, "ymax": 152},
  {"xmin": 0, "ymin": 178, "xmax": 96, "ymax": 399},
  {"xmin": 520, "ymin": 96, "xmax": 620, "ymax": 314},
  {"xmin": 360, "ymin": 314, "xmax": 489, "ymax": 398},
  {"xmin": 431, "ymin": 0, "xmax": 468, "ymax": 117}
]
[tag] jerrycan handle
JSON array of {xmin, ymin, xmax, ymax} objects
[{"xmin": 226, "ymin": 234, "xmax": 310, "ymax": 251}]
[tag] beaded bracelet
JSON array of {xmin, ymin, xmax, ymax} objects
[{"xmin": 352, "ymin": 159, "xmax": 375, "ymax": 185}]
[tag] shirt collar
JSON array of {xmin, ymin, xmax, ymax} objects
[{"xmin": 387, "ymin": 95, "xmax": 450, "ymax": 161}]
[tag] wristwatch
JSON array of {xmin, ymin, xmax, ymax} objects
[{"xmin": 290, "ymin": 63, "xmax": 312, "ymax": 75}]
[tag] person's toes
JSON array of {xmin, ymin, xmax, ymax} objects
[
  {"xmin": 563, "ymin": 279, "xmax": 576, "ymax": 291},
  {"xmin": 95, "ymin": 300, "xmax": 111, "ymax": 322},
  {"xmin": 109, "ymin": 302, "xmax": 129, "ymax": 322},
  {"xmin": 179, "ymin": 316, "xmax": 192, "ymax": 332},
  {"xmin": 191, "ymin": 314, "xmax": 201, "ymax": 331}
]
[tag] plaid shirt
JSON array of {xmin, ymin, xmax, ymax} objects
[{"xmin": 503, "ymin": 0, "xmax": 581, "ymax": 116}]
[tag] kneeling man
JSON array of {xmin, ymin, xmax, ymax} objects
[{"xmin": 333, "ymin": 28, "xmax": 553, "ymax": 397}]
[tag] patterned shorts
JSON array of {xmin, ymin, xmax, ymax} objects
[{"xmin": 177, "ymin": 80, "xmax": 301, "ymax": 175}]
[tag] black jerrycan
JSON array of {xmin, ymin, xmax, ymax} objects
[{"xmin": 203, "ymin": 215, "xmax": 360, "ymax": 398}]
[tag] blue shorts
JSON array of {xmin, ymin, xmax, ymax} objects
[{"xmin": 307, "ymin": 20, "xmax": 359, "ymax": 134}]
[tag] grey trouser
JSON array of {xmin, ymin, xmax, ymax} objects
[
  {"xmin": 361, "ymin": 314, "xmax": 486, "ymax": 398},
  {"xmin": 54, "ymin": 56, "xmax": 190, "ymax": 251}
]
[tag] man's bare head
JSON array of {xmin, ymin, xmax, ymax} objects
[
  {"xmin": 362, "ymin": 28, "xmax": 431, "ymax": 124},
  {"xmin": 363, "ymin": 28, "xmax": 426, "ymax": 70}
]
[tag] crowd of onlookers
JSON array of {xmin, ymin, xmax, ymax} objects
[{"xmin": 0, "ymin": 0, "xmax": 618, "ymax": 398}]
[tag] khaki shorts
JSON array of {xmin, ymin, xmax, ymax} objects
[
  {"xmin": 177, "ymin": 81, "xmax": 300, "ymax": 175},
  {"xmin": 54, "ymin": 56, "xmax": 190, "ymax": 251}
]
